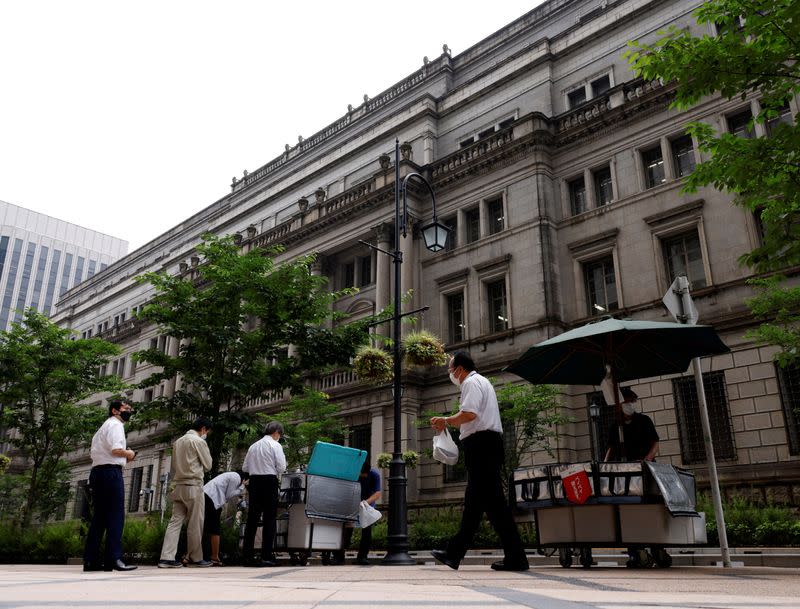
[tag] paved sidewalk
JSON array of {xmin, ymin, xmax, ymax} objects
[{"xmin": 2, "ymin": 562, "xmax": 799, "ymax": 609}]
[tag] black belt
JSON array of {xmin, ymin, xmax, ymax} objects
[{"xmin": 93, "ymin": 464, "xmax": 122, "ymax": 470}]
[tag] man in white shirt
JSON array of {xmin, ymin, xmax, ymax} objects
[
  {"xmin": 158, "ymin": 417, "xmax": 214, "ymax": 568},
  {"xmin": 82, "ymin": 400, "xmax": 137, "ymax": 572},
  {"xmin": 241, "ymin": 421, "xmax": 286, "ymax": 567},
  {"xmin": 202, "ymin": 470, "xmax": 249, "ymax": 565},
  {"xmin": 430, "ymin": 351, "xmax": 528, "ymax": 571}
]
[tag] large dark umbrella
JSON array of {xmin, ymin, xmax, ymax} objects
[
  {"xmin": 504, "ymin": 317, "xmax": 729, "ymax": 386},
  {"xmin": 504, "ymin": 317, "xmax": 730, "ymax": 461}
]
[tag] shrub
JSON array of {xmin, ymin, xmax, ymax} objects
[
  {"xmin": 698, "ymin": 493, "xmax": 799, "ymax": 546},
  {"xmin": 121, "ymin": 516, "xmax": 167, "ymax": 562}
]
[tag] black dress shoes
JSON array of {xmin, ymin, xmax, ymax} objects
[
  {"xmin": 430, "ymin": 550, "xmax": 460, "ymax": 570},
  {"xmin": 490, "ymin": 559, "xmax": 529, "ymax": 571},
  {"xmin": 104, "ymin": 559, "xmax": 137, "ymax": 571},
  {"xmin": 83, "ymin": 562, "xmax": 103, "ymax": 572}
]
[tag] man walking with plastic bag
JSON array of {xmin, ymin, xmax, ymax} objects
[{"xmin": 430, "ymin": 351, "xmax": 528, "ymax": 571}]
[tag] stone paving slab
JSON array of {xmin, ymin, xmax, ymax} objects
[{"xmin": 1, "ymin": 563, "xmax": 800, "ymax": 609}]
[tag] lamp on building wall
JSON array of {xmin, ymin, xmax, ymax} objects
[{"xmin": 364, "ymin": 138, "xmax": 449, "ymax": 565}]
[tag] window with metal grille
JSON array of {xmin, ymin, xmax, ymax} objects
[
  {"xmin": 342, "ymin": 262, "xmax": 355, "ymax": 289},
  {"xmin": 465, "ymin": 207, "xmax": 480, "ymax": 244},
  {"xmin": 568, "ymin": 176, "xmax": 587, "ymax": 216},
  {"xmin": 486, "ymin": 197, "xmax": 505, "ymax": 235},
  {"xmin": 593, "ymin": 166, "xmax": 613, "ymax": 205},
  {"xmin": 642, "ymin": 145, "xmax": 666, "ymax": 188},
  {"xmin": 73, "ymin": 479, "xmax": 90, "ymax": 520},
  {"xmin": 672, "ymin": 372, "xmax": 736, "ymax": 464},
  {"xmin": 775, "ymin": 363, "xmax": 800, "ymax": 455},
  {"xmin": 568, "ymin": 87, "xmax": 587, "ymax": 108},
  {"xmin": 447, "ymin": 292, "xmax": 465, "ymax": 344},
  {"xmin": 591, "ymin": 75, "xmax": 611, "ymax": 97},
  {"xmin": 443, "ymin": 427, "xmax": 467, "ymax": 483},
  {"xmin": 583, "ymin": 256, "xmax": 618, "ymax": 315},
  {"xmin": 358, "ymin": 255, "xmax": 372, "ymax": 288},
  {"xmin": 349, "ymin": 423, "xmax": 371, "ymax": 462},
  {"xmin": 487, "ymin": 279, "xmax": 508, "ymax": 333},
  {"xmin": 128, "ymin": 466, "xmax": 144, "ymax": 512},
  {"xmin": 662, "ymin": 231, "xmax": 706, "ymax": 289},
  {"xmin": 727, "ymin": 109, "xmax": 754, "ymax": 138},
  {"xmin": 671, "ymin": 135, "xmax": 696, "ymax": 177},
  {"xmin": 766, "ymin": 101, "xmax": 793, "ymax": 134}
]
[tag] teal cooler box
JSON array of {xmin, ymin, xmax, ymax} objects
[{"xmin": 306, "ymin": 441, "xmax": 367, "ymax": 481}]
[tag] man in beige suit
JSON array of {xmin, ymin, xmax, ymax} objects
[{"xmin": 158, "ymin": 417, "xmax": 213, "ymax": 568}]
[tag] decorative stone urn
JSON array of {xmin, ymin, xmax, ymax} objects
[
  {"xmin": 400, "ymin": 142, "xmax": 413, "ymax": 161},
  {"xmin": 246, "ymin": 224, "xmax": 257, "ymax": 238},
  {"xmin": 298, "ymin": 197, "xmax": 309, "ymax": 213},
  {"xmin": 314, "ymin": 188, "xmax": 326, "ymax": 204},
  {"xmin": 378, "ymin": 153, "xmax": 391, "ymax": 170}
]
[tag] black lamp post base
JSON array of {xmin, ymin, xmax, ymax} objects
[{"xmin": 381, "ymin": 551, "xmax": 416, "ymax": 566}]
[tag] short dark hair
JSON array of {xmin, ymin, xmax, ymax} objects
[
  {"xmin": 192, "ymin": 417, "xmax": 214, "ymax": 431},
  {"xmin": 451, "ymin": 351, "xmax": 476, "ymax": 372},
  {"xmin": 264, "ymin": 421, "xmax": 284, "ymax": 436},
  {"xmin": 108, "ymin": 399, "xmax": 127, "ymax": 417},
  {"xmin": 360, "ymin": 459, "xmax": 371, "ymax": 475},
  {"xmin": 620, "ymin": 387, "xmax": 638, "ymax": 401},
  {"xmin": 236, "ymin": 470, "xmax": 250, "ymax": 483}
]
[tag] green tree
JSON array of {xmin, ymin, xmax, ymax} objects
[
  {"xmin": 626, "ymin": 0, "xmax": 800, "ymax": 365},
  {"xmin": 272, "ymin": 390, "xmax": 346, "ymax": 469},
  {"xmin": 133, "ymin": 234, "xmax": 373, "ymax": 472},
  {"xmin": 0, "ymin": 309, "xmax": 124, "ymax": 526}
]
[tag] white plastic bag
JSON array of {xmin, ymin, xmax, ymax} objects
[
  {"xmin": 358, "ymin": 500, "xmax": 382, "ymax": 528},
  {"xmin": 432, "ymin": 428, "xmax": 459, "ymax": 466}
]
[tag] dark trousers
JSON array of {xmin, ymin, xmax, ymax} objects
[
  {"xmin": 446, "ymin": 430, "xmax": 526, "ymax": 563},
  {"xmin": 242, "ymin": 475, "xmax": 278, "ymax": 562},
  {"xmin": 336, "ymin": 522, "xmax": 373, "ymax": 562},
  {"xmin": 83, "ymin": 465, "xmax": 125, "ymax": 565}
]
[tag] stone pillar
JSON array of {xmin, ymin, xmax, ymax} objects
[
  {"xmin": 375, "ymin": 224, "xmax": 392, "ymax": 337},
  {"xmin": 370, "ymin": 409, "xmax": 385, "ymax": 469},
  {"xmin": 400, "ymin": 216, "xmax": 416, "ymax": 339},
  {"xmin": 164, "ymin": 337, "xmax": 179, "ymax": 397}
]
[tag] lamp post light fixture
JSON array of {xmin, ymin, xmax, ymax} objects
[
  {"xmin": 589, "ymin": 401, "xmax": 601, "ymax": 462},
  {"xmin": 371, "ymin": 138, "xmax": 449, "ymax": 565}
]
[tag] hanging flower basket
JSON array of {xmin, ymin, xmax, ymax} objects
[
  {"xmin": 403, "ymin": 331, "xmax": 447, "ymax": 367},
  {"xmin": 353, "ymin": 346, "xmax": 394, "ymax": 385}
]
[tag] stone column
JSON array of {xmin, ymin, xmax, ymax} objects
[
  {"xmin": 375, "ymin": 224, "xmax": 392, "ymax": 337},
  {"xmin": 164, "ymin": 337, "xmax": 179, "ymax": 397},
  {"xmin": 400, "ymin": 216, "xmax": 416, "ymax": 339}
]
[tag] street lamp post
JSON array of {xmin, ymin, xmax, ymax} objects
[{"xmin": 371, "ymin": 138, "xmax": 449, "ymax": 565}]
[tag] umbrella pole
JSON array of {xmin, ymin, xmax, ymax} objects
[{"xmin": 611, "ymin": 373, "xmax": 625, "ymax": 461}]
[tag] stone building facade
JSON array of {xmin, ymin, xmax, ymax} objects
[{"xmin": 51, "ymin": 0, "xmax": 800, "ymax": 519}]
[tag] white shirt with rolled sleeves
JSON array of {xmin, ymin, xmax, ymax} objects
[
  {"xmin": 90, "ymin": 416, "xmax": 127, "ymax": 467},
  {"xmin": 203, "ymin": 472, "xmax": 244, "ymax": 510},
  {"xmin": 242, "ymin": 435, "xmax": 286, "ymax": 476},
  {"xmin": 457, "ymin": 371, "xmax": 503, "ymax": 440}
]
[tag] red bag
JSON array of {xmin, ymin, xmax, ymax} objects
[{"xmin": 561, "ymin": 465, "xmax": 592, "ymax": 505}]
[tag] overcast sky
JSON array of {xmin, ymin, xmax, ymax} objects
[{"xmin": 0, "ymin": 1, "xmax": 545, "ymax": 252}]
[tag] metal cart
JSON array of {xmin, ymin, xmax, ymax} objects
[
  {"xmin": 511, "ymin": 461, "xmax": 707, "ymax": 568},
  {"xmin": 275, "ymin": 472, "xmax": 360, "ymax": 566}
]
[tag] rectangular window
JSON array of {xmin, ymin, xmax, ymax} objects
[
  {"xmin": 671, "ymin": 135, "xmax": 696, "ymax": 177},
  {"xmin": 662, "ymin": 231, "xmax": 707, "ymax": 289},
  {"xmin": 29, "ymin": 245, "xmax": 49, "ymax": 312},
  {"xmin": 673, "ymin": 372, "xmax": 735, "ymax": 464},
  {"xmin": 128, "ymin": 466, "xmax": 143, "ymax": 512},
  {"xmin": 727, "ymin": 109, "xmax": 754, "ymax": 138},
  {"xmin": 342, "ymin": 262, "xmax": 355, "ymax": 289},
  {"xmin": 486, "ymin": 197, "xmax": 504, "ymax": 235},
  {"xmin": 13, "ymin": 242, "xmax": 37, "ymax": 324},
  {"xmin": 568, "ymin": 87, "xmax": 587, "ymax": 108},
  {"xmin": 358, "ymin": 255, "xmax": 372, "ymax": 288},
  {"xmin": 478, "ymin": 126, "xmax": 495, "ymax": 140},
  {"xmin": 447, "ymin": 292, "xmax": 465, "ymax": 344},
  {"xmin": 143, "ymin": 388, "xmax": 154, "ymax": 403},
  {"xmin": 443, "ymin": 217, "xmax": 457, "ymax": 252},
  {"xmin": 584, "ymin": 257, "xmax": 618, "ymax": 315},
  {"xmin": 73, "ymin": 479, "xmax": 90, "ymax": 520},
  {"xmin": 87, "ymin": 259, "xmax": 97, "ymax": 279},
  {"xmin": 73, "ymin": 256, "xmax": 85, "ymax": 286},
  {"xmin": 593, "ymin": 166, "xmax": 613, "ymax": 206},
  {"xmin": 59, "ymin": 253, "xmax": 73, "ymax": 297},
  {"xmin": 0, "ymin": 238, "xmax": 23, "ymax": 332},
  {"xmin": 568, "ymin": 177, "xmax": 587, "ymax": 215},
  {"xmin": 42, "ymin": 249, "xmax": 61, "ymax": 315},
  {"xmin": 487, "ymin": 279, "xmax": 508, "ymax": 333},
  {"xmin": 0, "ymin": 236, "xmax": 8, "ymax": 286},
  {"xmin": 642, "ymin": 145, "xmax": 666, "ymax": 188},
  {"xmin": 348, "ymin": 423, "xmax": 371, "ymax": 462},
  {"xmin": 766, "ymin": 101, "xmax": 793, "ymax": 134},
  {"xmin": 465, "ymin": 207, "xmax": 480, "ymax": 244},
  {"xmin": 776, "ymin": 363, "xmax": 800, "ymax": 455},
  {"xmin": 590, "ymin": 75, "xmax": 611, "ymax": 97}
]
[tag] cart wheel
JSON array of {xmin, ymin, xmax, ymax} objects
[
  {"xmin": 579, "ymin": 547, "xmax": 593, "ymax": 568},
  {"xmin": 638, "ymin": 549, "xmax": 654, "ymax": 568},
  {"xmin": 298, "ymin": 552, "xmax": 309, "ymax": 567},
  {"xmin": 652, "ymin": 548, "xmax": 672, "ymax": 568},
  {"xmin": 289, "ymin": 552, "xmax": 300, "ymax": 566},
  {"xmin": 558, "ymin": 548, "xmax": 573, "ymax": 568}
]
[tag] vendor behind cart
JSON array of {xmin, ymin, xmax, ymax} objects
[
  {"xmin": 604, "ymin": 387, "xmax": 661, "ymax": 567},
  {"xmin": 604, "ymin": 387, "xmax": 659, "ymax": 463}
]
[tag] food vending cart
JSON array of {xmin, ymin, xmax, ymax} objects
[{"xmin": 510, "ymin": 460, "xmax": 707, "ymax": 568}]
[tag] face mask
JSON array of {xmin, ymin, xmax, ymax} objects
[
  {"xmin": 200, "ymin": 433, "xmax": 207, "ymax": 440},
  {"xmin": 119, "ymin": 411, "xmax": 132, "ymax": 422},
  {"xmin": 622, "ymin": 402, "xmax": 636, "ymax": 416},
  {"xmin": 449, "ymin": 371, "xmax": 461, "ymax": 387}
]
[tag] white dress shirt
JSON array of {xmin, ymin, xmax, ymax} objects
[
  {"xmin": 90, "ymin": 416, "xmax": 127, "ymax": 467},
  {"xmin": 458, "ymin": 371, "xmax": 503, "ymax": 440},
  {"xmin": 242, "ymin": 435, "xmax": 286, "ymax": 476},
  {"xmin": 203, "ymin": 472, "xmax": 244, "ymax": 510}
]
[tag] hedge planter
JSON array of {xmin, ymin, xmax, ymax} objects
[
  {"xmin": 353, "ymin": 346, "xmax": 394, "ymax": 385},
  {"xmin": 403, "ymin": 331, "xmax": 447, "ymax": 367}
]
